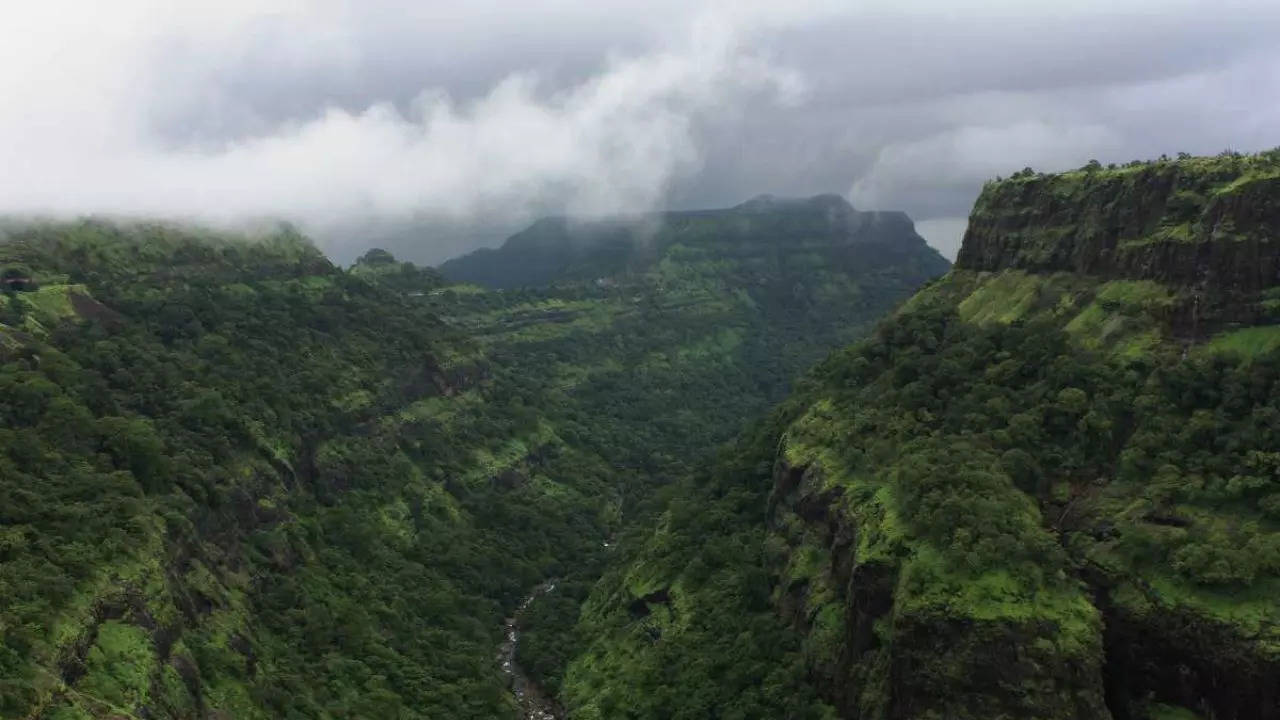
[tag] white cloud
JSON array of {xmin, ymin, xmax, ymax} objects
[
  {"xmin": 851, "ymin": 121, "xmax": 1123, "ymax": 211},
  {"xmin": 0, "ymin": 0, "xmax": 1277, "ymax": 263},
  {"xmin": 914, "ymin": 217, "xmax": 969, "ymax": 261},
  {"xmin": 0, "ymin": 0, "xmax": 828, "ymax": 234}
]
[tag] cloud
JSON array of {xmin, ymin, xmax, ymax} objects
[
  {"xmin": 0, "ymin": 1, "xmax": 823, "ymax": 235},
  {"xmin": 846, "ymin": 46, "xmax": 1280, "ymax": 225},
  {"xmin": 914, "ymin": 217, "xmax": 970, "ymax": 261},
  {"xmin": 0, "ymin": 0, "xmax": 1277, "ymax": 264},
  {"xmin": 851, "ymin": 121, "xmax": 1123, "ymax": 215}
]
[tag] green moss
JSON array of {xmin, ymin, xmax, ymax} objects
[
  {"xmin": 1064, "ymin": 302, "xmax": 1146, "ymax": 354},
  {"xmin": 897, "ymin": 548, "xmax": 1098, "ymax": 655},
  {"xmin": 1115, "ymin": 329, "xmax": 1163, "ymax": 361},
  {"xmin": 45, "ymin": 706, "xmax": 94, "ymax": 720},
  {"xmin": 787, "ymin": 544, "xmax": 829, "ymax": 584},
  {"xmin": 1062, "ymin": 281, "xmax": 1174, "ymax": 358},
  {"xmin": 1202, "ymin": 325, "xmax": 1280, "ymax": 359},
  {"xmin": 77, "ymin": 621, "xmax": 156, "ymax": 711},
  {"xmin": 1120, "ymin": 222, "xmax": 1196, "ymax": 247},
  {"xmin": 1147, "ymin": 703, "xmax": 1203, "ymax": 720},
  {"xmin": 1212, "ymin": 171, "xmax": 1280, "ymax": 196},
  {"xmin": 1118, "ymin": 573, "xmax": 1280, "ymax": 656},
  {"xmin": 16, "ymin": 284, "xmax": 81, "ymax": 325},
  {"xmin": 957, "ymin": 271, "xmax": 1045, "ymax": 325},
  {"xmin": 1095, "ymin": 280, "xmax": 1175, "ymax": 310},
  {"xmin": 806, "ymin": 602, "xmax": 846, "ymax": 660}
]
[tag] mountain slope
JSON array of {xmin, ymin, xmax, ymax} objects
[
  {"xmin": 567, "ymin": 150, "xmax": 1280, "ymax": 720},
  {"xmin": 0, "ymin": 198, "xmax": 946, "ymax": 719}
]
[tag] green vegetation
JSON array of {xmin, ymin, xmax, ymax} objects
[
  {"xmin": 956, "ymin": 270, "xmax": 1046, "ymax": 324},
  {"xmin": 1001, "ymin": 148, "xmax": 1280, "ymax": 190},
  {"xmin": 439, "ymin": 194, "xmax": 944, "ymax": 293},
  {"xmin": 561, "ymin": 416, "xmax": 837, "ymax": 720},
  {"xmin": 961, "ymin": 150, "xmax": 1280, "ymax": 317},
  {"xmin": 578, "ymin": 281, "xmax": 1280, "ymax": 718},
  {"xmin": 1202, "ymin": 324, "xmax": 1280, "ymax": 358},
  {"xmin": 9, "ymin": 148, "xmax": 1278, "ymax": 720},
  {"xmin": 566, "ymin": 152, "xmax": 1280, "ymax": 720},
  {"xmin": 0, "ymin": 200, "xmax": 945, "ymax": 719}
]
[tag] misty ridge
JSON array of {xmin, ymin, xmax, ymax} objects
[
  {"xmin": 2, "ymin": 1, "xmax": 1278, "ymax": 263},
  {"xmin": 3, "ymin": 3, "xmax": 1280, "ymax": 720}
]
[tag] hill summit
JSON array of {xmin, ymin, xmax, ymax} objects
[
  {"xmin": 958, "ymin": 150, "xmax": 1280, "ymax": 335},
  {"xmin": 437, "ymin": 194, "xmax": 942, "ymax": 290}
]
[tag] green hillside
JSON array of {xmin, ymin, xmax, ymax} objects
[
  {"xmin": 9, "ymin": 150, "xmax": 1276, "ymax": 720},
  {"xmin": 567, "ymin": 150, "xmax": 1280, "ymax": 720},
  {"xmin": 0, "ymin": 199, "xmax": 945, "ymax": 719}
]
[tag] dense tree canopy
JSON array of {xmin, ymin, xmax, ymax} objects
[{"xmin": 0, "ymin": 209, "xmax": 943, "ymax": 719}]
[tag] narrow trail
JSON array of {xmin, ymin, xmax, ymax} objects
[{"xmin": 499, "ymin": 581, "xmax": 561, "ymax": 720}]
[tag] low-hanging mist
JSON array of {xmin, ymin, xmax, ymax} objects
[{"xmin": 2, "ymin": 0, "xmax": 1278, "ymax": 263}]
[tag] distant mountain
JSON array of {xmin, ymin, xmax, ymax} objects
[{"xmin": 436, "ymin": 194, "xmax": 944, "ymax": 289}]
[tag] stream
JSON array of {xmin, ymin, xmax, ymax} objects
[{"xmin": 499, "ymin": 581, "xmax": 561, "ymax": 720}]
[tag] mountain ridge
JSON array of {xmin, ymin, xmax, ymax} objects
[{"xmin": 436, "ymin": 194, "xmax": 940, "ymax": 290}]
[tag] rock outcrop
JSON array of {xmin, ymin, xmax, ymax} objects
[{"xmin": 957, "ymin": 154, "xmax": 1280, "ymax": 333}]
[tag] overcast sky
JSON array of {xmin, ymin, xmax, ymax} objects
[{"xmin": 2, "ymin": 1, "xmax": 1278, "ymax": 264}]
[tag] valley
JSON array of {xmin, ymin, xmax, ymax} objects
[
  {"xmin": 2, "ymin": 152, "xmax": 1279, "ymax": 719},
  {"xmin": 2, "ymin": 2, "xmax": 1277, "ymax": 718},
  {"xmin": 499, "ymin": 581, "xmax": 561, "ymax": 720},
  {"xmin": 0, "ymin": 195, "xmax": 945, "ymax": 718}
]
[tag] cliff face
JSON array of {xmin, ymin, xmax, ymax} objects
[
  {"xmin": 759, "ymin": 152, "xmax": 1280, "ymax": 720},
  {"xmin": 957, "ymin": 153, "xmax": 1280, "ymax": 333}
]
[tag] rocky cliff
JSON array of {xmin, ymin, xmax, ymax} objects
[
  {"xmin": 759, "ymin": 150, "xmax": 1280, "ymax": 719},
  {"xmin": 956, "ymin": 151, "xmax": 1280, "ymax": 334}
]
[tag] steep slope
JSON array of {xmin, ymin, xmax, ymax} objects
[
  {"xmin": 957, "ymin": 153, "xmax": 1280, "ymax": 335},
  {"xmin": 569, "ymin": 150, "xmax": 1280, "ymax": 720},
  {"xmin": 0, "ymin": 201, "xmax": 946, "ymax": 719}
]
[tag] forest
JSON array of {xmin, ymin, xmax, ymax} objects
[
  {"xmin": 0, "ymin": 196, "xmax": 946, "ymax": 718},
  {"xmin": 1, "ymin": 0, "xmax": 1277, "ymax": 717}
]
